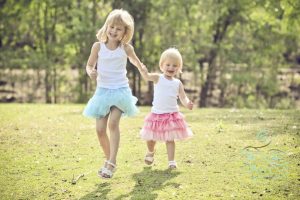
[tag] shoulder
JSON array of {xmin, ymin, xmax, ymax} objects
[
  {"xmin": 123, "ymin": 43, "xmax": 134, "ymax": 54},
  {"xmin": 152, "ymin": 73, "xmax": 161, "ymax": 84},
  {"xmin": 91, "ymin": 42, "xmax": 101, "ymax": 52},
  {"xmin": 177, "ymin": 79, "xmax": 184, "ymax": 90},
  {"xmin": 174, "ymin": 78, "xmax": 183, "ymax": 87},
  {"xmin": 176, "ymin": 78, "xmax": 182, "ymax": 84},
  {"xmin": 153, "ymin": 74, "xmax": 163, "ymax": 83}
]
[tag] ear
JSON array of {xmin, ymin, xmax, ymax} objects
[{"xmin": 159, "ymin": 66, "xmax": 164, "ymax": 72}]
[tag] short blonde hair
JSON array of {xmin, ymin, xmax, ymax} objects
[
  {"xmin": 159, "ymin": 48, "xmax": 183, "ymax": 73},
  {"xmin": 96, "ymin": 9, "xmax": 134, "ymax": 44}
]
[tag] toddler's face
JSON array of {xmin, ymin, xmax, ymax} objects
[
  {"xmin": 160, "ymin": 58, "xmax": 180, "ymax": 78},
  {"xmin": 106, "ymin": 23, "xmax": 126, "ymax": 42}
]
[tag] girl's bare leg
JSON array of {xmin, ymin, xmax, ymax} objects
[
  {"xmin": 166, "ymin": 141, "xmax": 175, "ymax": 162},
  {"xmin": 147, "ymin": 140, "xmax": 156, "ymax": 152},
  {"xmin": 144, "ymin": 140, "xmax": 156, "ymax": 165},
  {"xmin": 107, "ymin": 106, "xmax": 122, "ymax": 169},
  {"xmin": 96, "ymin": 115, "xmax": 110, "ymax": 160}
]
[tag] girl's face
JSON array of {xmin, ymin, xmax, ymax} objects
[
  {"xmin": 160, "ymin": 57, "xmax": 180, "ymax": 79},
  {"xmin": 106, "ymin": 23, "xmax": 126, "ymax": 42}
]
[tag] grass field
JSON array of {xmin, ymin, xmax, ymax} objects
[{"xmin": 0, "ymin": 104, "xmax": 299, "ymax": 199}]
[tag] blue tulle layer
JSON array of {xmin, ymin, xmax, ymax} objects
[{"xmin": 83, "ymin": 87, "xmax": 139, "ymax": 118}]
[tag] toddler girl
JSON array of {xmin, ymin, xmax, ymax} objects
[{"xmin": 139, "ymin": 48, "xmax": 193, "ymax": 169}]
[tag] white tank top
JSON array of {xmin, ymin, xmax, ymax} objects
[
  {"xmin": 151, "ymin": 74, "xmax": 180, "ymax": 114},
  {"xmin": 97, "ymin": 43, "xmax": 129, "ymax": 89}
]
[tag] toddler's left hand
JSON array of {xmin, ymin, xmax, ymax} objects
[{"xmin": 187, "ymin": 101, "xmax": 193, "ymax": 110}]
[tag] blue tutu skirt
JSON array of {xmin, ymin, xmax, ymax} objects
[{"xmin": 83, "ymin": 87, "xmax": 139, "ymax": 118}]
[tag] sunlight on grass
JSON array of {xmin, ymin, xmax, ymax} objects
[{"xmin": 0, "ymin": 104, "xmax": 299, "ymax": 199}]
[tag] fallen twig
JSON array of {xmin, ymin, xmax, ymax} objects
[
  {"xmin": 71, "ymin": 174, "xmax": 84, "ymax": 185},
  {"xmin": 243, "ymin": 140, "xmax": 272, "ymax": 150},
  {"xmin": 268, "ymin": 149, "xmax": 286, "ymax": 153}
]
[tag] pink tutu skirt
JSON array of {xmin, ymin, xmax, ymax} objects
[{"xmin": 140, "ymin": 112, "xmax": 193, "ymax": 141}]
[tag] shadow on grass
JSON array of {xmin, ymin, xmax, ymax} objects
[
  {"xmin": 79, "ymin": 182, "xmax": 111, "ymax": 200},
  {"xmin": 116, "ymin": 167, "xmax": 181, "ymax": 200}
]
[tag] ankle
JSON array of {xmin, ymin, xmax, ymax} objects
[
  {"xmin": 147, "ymin": 150, "xmax": 155, "ymax": 155},
  {"xmin": 168, "ymin": 160, "xmax": 177, "ymax": 169},
  {"xmin": 106, "ymin": 160, "xmax": 116, "ymax": 169}
]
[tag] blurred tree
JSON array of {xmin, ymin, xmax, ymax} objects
[{"xmin": 0, "ymin": 0, "xmax": 299, "ymax": 107}]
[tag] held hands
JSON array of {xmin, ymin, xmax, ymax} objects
[
  {"xmin": 88, "ymin": 69, "xmax": 97, "ymax": 80},
  {"xmin": 187, "ymin": 100, "xmax": 194, "ymax": 110},
  {"xmin": 139, "ymin": 63, "xmax": 149, "ymax": 80}
]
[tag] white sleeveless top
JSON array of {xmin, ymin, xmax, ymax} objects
[
  {"xmin": 151, "ymin": 74, "xmax": 181, "ymax": 114},
  {"xmin": 97, "ymin": 43, "xmax": 129, "ymax": 89}
]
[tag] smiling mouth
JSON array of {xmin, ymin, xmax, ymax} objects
[{"xmin": 109, "ymin": 33, "xmax": 117, "ymax": 37}]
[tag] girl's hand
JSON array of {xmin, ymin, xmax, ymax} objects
[
  {"xmin": 187, "ymin": 100, "xmax": 193, "ymax": 110},
  {"xmin": 88, "ymin": 69, "xmax": 98, "ymax": 80}
]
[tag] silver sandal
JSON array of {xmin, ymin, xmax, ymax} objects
[
  {"xmin": 101, "ymin": 161, "xmax": 117, "ymax": 178},
  {"xmin": 97, "ymin": 160, "xmax": 108, "ymax": 177},
  {"xmin": 144, "ymin": 151, "xmax": 155, "ymax": 165},
  {"xmin": 168, "ymin": 160, "xmax": 177, "ymax": 169}
]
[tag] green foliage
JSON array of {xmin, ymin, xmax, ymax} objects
[{"xmin": 0, "ymin": 0, "xmax": 299, "ymax": 106}]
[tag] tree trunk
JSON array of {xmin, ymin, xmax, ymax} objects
[
  {"xmin": 43, "ymin": 2, "xmax": 52, "ymax": 103},
  {"xmin": 199, "ymin": 7, "xmax": 237, "ymax": 107},
  {"xmin": 199, "ymin": 49, "xmax": 217, "ymax": 107},
  {"xmin": 132, "ymin": 66, "xmax": 136, "ymax": 96}
]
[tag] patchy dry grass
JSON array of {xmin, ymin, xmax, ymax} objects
[{"xmin": 0, "ymin": 104, "xmax": 299, "ymax": 199}]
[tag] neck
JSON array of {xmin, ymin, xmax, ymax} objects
[
  {"xmin": 163, "ymin": 74, "xmax": 174, "ymax": 80},
  {"xmin": 106, "ymin": 40, "xmax": 120, "ymax": 49}
]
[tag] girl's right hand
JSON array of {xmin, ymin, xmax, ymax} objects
[
  {"xmin": 187, "ymin": 100, "xmax": 194, "ymax": 110},
  {"xmin": 88, "ymin": 69, "xmax": 98, "ymax": 80}
]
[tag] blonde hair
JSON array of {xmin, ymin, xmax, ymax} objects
[
  {"xmin": 159, "ymin": 48, "xmax": 183, "ymax": 73},
  {"xmin": 96, "ymin": 9, "xmax": 134, "ymax": 44}
]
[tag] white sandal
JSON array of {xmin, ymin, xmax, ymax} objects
[
  {"xmin": 168, "ymin": 160, "xmax": 177, "ymax": 169},
  {"xmin": 144, "ymin": 151, "xmax": 155, "ymax": 165},
  {"xmin": 101, "ymin": 161, "xmax": 117, "ymax": 178},
  {"xmin": 97, "ymin": 160, "xmax": 108, "ymax": 177}
]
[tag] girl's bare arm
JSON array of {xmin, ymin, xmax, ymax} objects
[
  {"xmin": 86, "ymin": 42, "xmax": 100, "ymax": 79},
  {"xmin": 124, "ymin": 44, "xmax": 159, "ymax": 83},
  {"xmin": 178, "ymin": 82, "xmax": 193, "ymax": 110}
]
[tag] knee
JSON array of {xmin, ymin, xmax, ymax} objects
[
  {"xmin": 96, "ymin": 127, "xmax": 106, "ymax": 136},
  {"xmin": 166, "ymin": 141, "xmax": 175, "ymax": 145},
  {"xmin": 108, "ymin": 120, "xmax": 119, "ymax": 132}
]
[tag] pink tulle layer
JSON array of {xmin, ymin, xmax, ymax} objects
[{"xmin": 140, "ymin": 112, "xmax": 193, "ymax": 141}]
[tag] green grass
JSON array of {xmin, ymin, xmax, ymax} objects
[{"xmin": 0, "ymin": 104, "xmax": 299, "ymax": 199}]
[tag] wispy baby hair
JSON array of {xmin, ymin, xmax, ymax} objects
[
  {"xmin": 159, "ymin": 48, "xmax": 183, "ymax": 73},
  {"xmin": 96, "ymin": 9, "xmax": 134, "ymax": 44}
]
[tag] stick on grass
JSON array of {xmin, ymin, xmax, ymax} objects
[
  {"xmin": 243, "ymin": 140, "xmax": 272, "ymax": 150},
  {"xmin": 71, "ymin": 174, "xmax": 84, "ymax": 185}
]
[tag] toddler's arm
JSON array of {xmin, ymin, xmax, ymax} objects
[
  {"xmin": 138, "ymin": 65, "xmax": 159, "ymax": 83},
  {"xmin": 86, "ymin": 42, "xmax": 99, "ymax": 80},
  {"xmin": 178, "ymin": 82, "xmax": 193, "ymax": 110}
]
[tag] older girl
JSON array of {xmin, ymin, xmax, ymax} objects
[{"xmin": 83, "ymin": 9, "xmax": 144, "ymax": 178}]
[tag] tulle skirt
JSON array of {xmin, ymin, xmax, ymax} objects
[
  {"xmin": 83, "ymin": 87, "xmax": 138, "ymax": 119},
  {"xmin": 140, "ymin": 112, "xmax": 193, "ymax": 141}
]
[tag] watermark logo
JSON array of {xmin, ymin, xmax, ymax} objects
[{"xmin": 241, "ymin": 130, "xmax": 289, "ymax": 180}]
